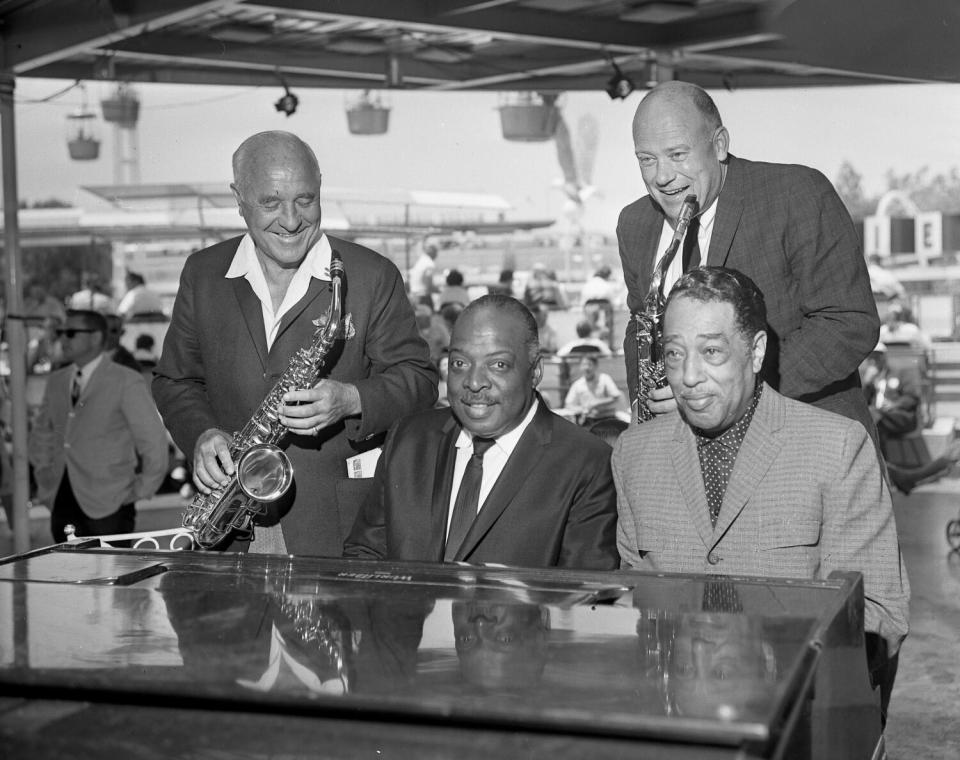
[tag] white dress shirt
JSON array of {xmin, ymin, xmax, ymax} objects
[
  {"xmin": 656, "ymin": 197, "xmax": 719, "ymax": 295},
  {"xmin": 73, "ymin": 352, "xmax": 105, "ymax": 398}
]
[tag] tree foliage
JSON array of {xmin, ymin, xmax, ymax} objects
[
  {"xmin": 834, "ymin": 161, "xmax": 876, "ymax": 219},
  {"xmin": 835, "ymin": 161, "xmax": 960, "ymax": 217},
  {"xmin": 884, "ymin": 166, "xmax": 960, "ymax": 214}
]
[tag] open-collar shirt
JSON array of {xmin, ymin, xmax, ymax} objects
[{"xmin": 226, "ymin": 232, "xmax": 332, "ymax": 350}]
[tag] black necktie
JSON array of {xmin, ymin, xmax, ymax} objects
[
  {"xmin": 444, "ymin": 436, "xmax": 496, "ymax": 561},
  {"xmin": 681, "ymin": 215, "xmax": 701, "ymax": 271},
  {"xmin": 71, "ymin": 370, "xmax": 82, "ymax": 406}
]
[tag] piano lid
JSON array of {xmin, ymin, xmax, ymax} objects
[{"xmin": 0, "ymin": 546, "xmax": 857, "ymax": 748}]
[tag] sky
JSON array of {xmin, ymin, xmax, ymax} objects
[{"xmin": 8, "ymin": 77, "xmax": 960, "ymax": 235}]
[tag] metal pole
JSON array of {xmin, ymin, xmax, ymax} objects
[
  {"xmin": 0, "ymin": 72, "xmax": 31, "ymax": 554},
  {"xmin": 403, "ymin": 203, "xmax": 411, "ymax": 279}
]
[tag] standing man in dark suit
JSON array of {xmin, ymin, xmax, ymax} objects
[
  {"xmin": 153, "ymin": 131, "xmax": 437, "ymax": 556},
  {"xmin": 344, "ymin": 295, "xmax": 618, "ymax": 570},
  {"xmin": 29, "ymin": 309, "xmax": 169, "ymax": 542},
  {"xmin": 618, "ymin": 81, "xmax": 879, "ymax": 433}
]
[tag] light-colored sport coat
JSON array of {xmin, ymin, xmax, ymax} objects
[
  {"xmin": 29, "ymin": 355, "xmax": 169, "ymax": 519},
  {"xmin": 612, "ymin": 383, "xmax": 909, "ymax": 653}
]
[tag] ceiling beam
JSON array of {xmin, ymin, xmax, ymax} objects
[
  {"xmin": 433, "ymin": 0, "xmax": 522, "ymax": 13},
  {"xmin": 256, "ymin": 0, "xmax": 770, "ymax": 54},
  {"xmin": 87, "ymin": 48, "xmax": 450, "ymax": 87},
  {"xmin": 27, "ymin": 51, "xmax": 893, "ymax": 92},
  {"xmin": 100, "ymin": 31, "xmax": 568, "ymax": 87},
  {"xmin": 94, "ymin": 28, "xmax": 615, "ymax": 90},
  {"xmin": 421, "ymin": 51, "xmax": 618, "ymax": 91},
  {"xmin": 241, "ymin": 0, "xmax": 679, "ymax": 52},
  {"xmin": 24, "ymin": 60, "xmax": 405, "ymax": 89},
  {"xmin": 1, "ymin": 0, "xmax": 240, "ymax": 73}
]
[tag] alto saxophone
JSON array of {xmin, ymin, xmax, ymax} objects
[
  {"xmin": 182, "ymin": 253, "xmax": 346, "ymax": 549},
  {"xmin": 634, "ymin": 195, "xmax": 698, "ymax": 422}
]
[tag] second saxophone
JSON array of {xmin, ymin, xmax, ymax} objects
[{"xmin": 633, "ymin": 194, "xmax": 698, "ymax": 422}]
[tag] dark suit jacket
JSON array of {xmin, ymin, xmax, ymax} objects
[
  {"xmin": 153, "ymin": 234, "xmax": 438, "ymax": 556},
  {"xmin": 863, "ymin": 369, "xmax": 920, "ymax": 437},
  {"xmin": 343, "ymin": 401, "xmax": 619, "ymax": 570},
  {"xmin": 617, "ymin": 155, "xmax": 880, "ymax": 432}
]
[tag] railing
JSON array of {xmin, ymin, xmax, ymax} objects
[
  {"xmin": 64, "ymin": 524, "xmax": 195, "ymax": 550},
  {"xmin": 929, "ymin": 343, "xmax": 960, "ymax": 407}
]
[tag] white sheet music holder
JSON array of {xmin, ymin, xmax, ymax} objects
[{"xmin": 64, "ymin": 523, "xmax": 195, "ymax": 550}]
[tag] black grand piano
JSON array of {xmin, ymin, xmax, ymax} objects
[{"xmin": 0, "ymin": 544, "xmax": 884, "ymax": 759}]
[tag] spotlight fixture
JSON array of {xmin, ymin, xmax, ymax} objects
[
  {"xmin": 274, "ymin": 84, "xmax": 299, "ymax": 117},
  {"xmin": 605, "ymin": 61, "xmax": 635, "ymax": 100}
]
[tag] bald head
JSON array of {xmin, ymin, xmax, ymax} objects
[
  {"xmin": 631, "ymin": 81, "xmax": 729, "ymax": 224},
  {"xmin": 229, "ymin": 131, "xmax": 325, "ymax": 270},
  {"xmin": 632, "ymin": 81, "xmax": 722, "ymax": 138},
  {"xmin": 232, "ymin": 131, "xmax": 321, "ymax": 198}
]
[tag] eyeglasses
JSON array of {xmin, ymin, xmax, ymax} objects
[{"xmin": 56, "ymin": 328, "xmax": 97, "ymax": 339}]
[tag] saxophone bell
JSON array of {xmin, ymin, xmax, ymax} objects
[{"xmin": 236, "ymin": 443, "xmax": 294, "ymax": 501}]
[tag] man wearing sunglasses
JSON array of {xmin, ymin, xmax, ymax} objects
[{"xmin": 28, "ymin": 309, "xmax": 169, "ymax": 543}]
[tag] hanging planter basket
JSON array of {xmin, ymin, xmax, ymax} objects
[
  {"xmin": 498, "ymin": 103, "xmax": 559, "ymax": 142},
  {"xmin": 68, "ymin": 136, "xmax": 101, "ymax": 160},
  {"xmin": 101, "ymin": 92, "xmax": 140, "ymax": 128},
  {"xmin": 66, "ymin": 98, "xmax": 101, "ymax": 161},
  {"xmin": 347, "ymin": 104, "xmax": 390, "ymax": 135}
]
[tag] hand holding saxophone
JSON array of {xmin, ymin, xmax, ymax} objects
[
  {"xmin": 633, "ymin": 194, "xmax": 697, "ymax": 423},
  {"xmin": 193, "ymin": 428, "xmax": 236, "ymax": 494},
  {"xmin": 644, "ymin": 384, "xmax": 677, "ymax": 416},
  {"xmin": 181, "ymin": 251, "xmax": 348, "ymax": 548},
  {"xmin": 279, "ymin": 379, "xmax": 362, "ymax": 435}
]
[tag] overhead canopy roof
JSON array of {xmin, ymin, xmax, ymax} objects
[
  {"xmin": 80, "ymin": 183, "xmax": 514, "ymax": 212},
  {"xmin": 2, "ymin": 0, "xmax": 958, "ymax": 93}
]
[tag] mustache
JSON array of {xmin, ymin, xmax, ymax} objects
[{"xmin": 457, "ymin": 394, "xmax": 494, "ymax": 405}]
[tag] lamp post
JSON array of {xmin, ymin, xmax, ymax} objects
[{"xmin": 0, "ymin": 72, "xmax": 30, "ymax": 554}]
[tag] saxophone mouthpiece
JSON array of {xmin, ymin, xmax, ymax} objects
[
  {"xmin": 677, "ymin": 195, "xmax": 698, "ymax": 232},
  {"xmin": 668, "ymin": 195, "xmax": 699, "ymax": 250},
  {"xmin": 329, "ymin": 253, "xmax": 345, "ymax": 280}
]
